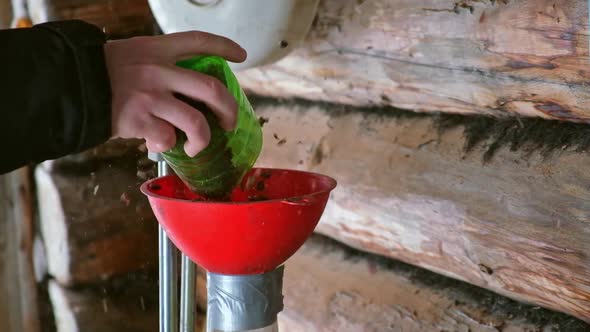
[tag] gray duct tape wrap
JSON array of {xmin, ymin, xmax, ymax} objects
[{"xmin": 207, "ymin": 266, "xmax": 284, "ymax": 331}]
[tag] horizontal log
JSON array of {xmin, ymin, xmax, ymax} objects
[
  {"xmin": 35, "ymin": 144, "xmax": 158, "ymax": 286},
  {"xmin": 238, "ymin": 0, "xmax": 590, "ymax": 123},
  {"xmin": 24, "ymin": 0, "xmax": 590, "ymax": 122},
  {"xmin": 41, "ymin": 139, "xmax": 151, "ymax": 174},
  {"xmin": 252, "ymin": 98, "xmax": 590, "ymax": 322},
  {"xmin": 194, "ymin": 235, "xmax": 588, "ymax": 331},
  {"xmin": 27, "ymin": 0, "xmax": 157, "ymax": 38},
  {"xmin": 47, "ymin": 274, "xmax": 196, "ymax": 332}
]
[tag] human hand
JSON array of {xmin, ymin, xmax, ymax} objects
[{"xmin": 104, "ymin": 31, "xmax": 247, "ymax": 157}]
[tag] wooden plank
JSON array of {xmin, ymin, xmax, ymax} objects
[
  {"xmin": 0, "ymin": 168, "xmax": 41, "ymax": 332},
  {"xmin": 35, "ymin": 142, "xmax": 158, "ymax": 286},
  {"xmin": 27, "ymin": 0, "xmax": 157, "ymax": 38},
  {"xmin": 238, "ymin": 0, "xmax": 590, "ymax": 123},
  {"xmin": 251, "ymin": 98, "xmax": 590, "ymax": 322},
  {"xmin": 195, "ymin": 235, "xmax": 589, "ymax": 331}
]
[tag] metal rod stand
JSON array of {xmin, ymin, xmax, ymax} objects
[
  {"xmin": 151, "ymin": 154, "xmax": 197, "ymax": 332},
  {"xmin": 180, "ymin": 255, "xmax": 197, "ymax": 332}
]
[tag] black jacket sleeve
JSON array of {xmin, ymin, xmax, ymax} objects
[{"xmin": 0, "ymin": 20, "xmax": 112, "ymax": 174}]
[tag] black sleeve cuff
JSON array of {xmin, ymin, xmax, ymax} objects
[{"xmin": 36, "ymin": 20, "xmax": 112, "ymax": 154}]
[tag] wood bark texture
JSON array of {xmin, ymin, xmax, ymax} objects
[
  {"xmin": 35, "ymin": 144, "xmax": 158, "ymax": 286},
  {"xmin": 47, "ymin": 276, "xmax": 170, "ymax": 332},
  {"xmin": 238, "ymin": 0, "xmax": 590, "ymax": 123},
  {"xmin": 26, "ymin": 0, "xmax": 156, "ymax": 38},
  {"xmin": 47, "ymin": 270, "xmax": 207, "ymax": 332},
  {"xmin": 22, "ymin": 0, "xmax": 590, "ymax": 122},
  {"xmin": 252, "ymin": 99, "xmax": 590, "ymax": 322},
  {"xmin": 0, "ymin": 0, "xmax": 12, "ymax": 28},
  {"xmin": 0, "ymin": 168, "xmax": 41, "ymax": 332},
  {"xmin": 195, "ymin": 235, "xmax": 589, "ymax": 331}
]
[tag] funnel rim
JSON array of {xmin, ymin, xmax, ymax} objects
[{"xmin": 140, "ymin": 167, "xmax": 337, "ymax": 205}]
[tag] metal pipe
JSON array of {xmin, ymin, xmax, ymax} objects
[
  {"xmin": 155, "ymin": 159, "xmax": 179, "ymax": 332},
  {"xmin": 159, "ymin": 226, "xmax": 179, "ymax": 332},
  {"xmin": 180, "ymin": 255, "xmax": 197, "ymax": 332}
]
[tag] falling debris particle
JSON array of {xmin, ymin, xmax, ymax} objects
[
  {"xmin": 102, "ymin": 298, "xmax": 109, "ymax": 313},
  {"xmin": 140, "ymin": 296, "xmax": 146, "ymax": 311},
  {"xmin": 272, "ymin": 133, "xmax": 287, "ymax": 146},
  {"xmin": 258, "ymin": 116, "xmax": 269, "ymax": 127},
  {"xmin": 248, "ymin": 195, "xmax": 269, "ymax": 202},
  {"xmin": 120, "ymin": 192, "xmax": 131, "ymax": 206},
  {"xmin": 298, "ymin": 160, "xmax": 304, "ymax": 165},
  {"xmin": 137, "ymin": 170, "xmax": 149, "ymax": 180},
  {"xmin": 368, "ymin": 260, "xmax": 377, "ymax": 275},
  {"xmin": 137, "ymin": 143, "xmax": 147, "ymax": 153},
  {"xmin": 93, "ymin": 185, "xmax": 100, "ymax": 196},
  {"xmin": 243, "ymin": 174, "xmax": 257, "ymax": 191}
]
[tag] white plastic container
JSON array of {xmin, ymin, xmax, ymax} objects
[{"xmin": 147, "ymin": 0, "xmax": 320, "ymax": 70}]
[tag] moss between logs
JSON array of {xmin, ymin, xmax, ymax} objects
[
  {"xmin": 249, "ymin": 95, "xmax": 590, "ymax": 163},
  {"xmin": 310, "ymin": 234, "xmax": 589, "ymax": 331}
]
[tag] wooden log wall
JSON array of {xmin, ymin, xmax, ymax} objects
[
  {"xmin": 35, "ymin": 139, "xmax": 158, "ymax": 285},
  {"xmin": 192, "ymin": 236, "xmax": 589, "ymax": 332},
  {"xmin": 45, "ymin": 234, "xmax": 590, "ymax": 332},
  {"xmin": 32, "ymin": 140, "xmax": 162, "ymax": 331},
  {"xmin": 0, "ymin": 0, "xmax": 12, "ymax": 28},
  {"xmin": 0, "ymin": 169, "xmax": 40, "ymax": 332},
  {"xmin": 27, "ymin": 0, "xmax": 590, "ymax": 124},
  {"xmin": 18, "ymin": 0, "xmax": 590, "ymax": 329},
  {"xmin": 33, "ymin": 136, "xmax": 590, "ymax": 331},
  {"xmin": 253, "ymin": 98, "xmax": 590, "ymax": 322},
  {"xmin": 238, "ymin": 0, "xmax": 590, "ymax": 123},
  {"xmin": 26, "ymin": 0, "xmax": 157, "ymax": 38},
  {"xmin": 47, "ymin": 275, "xmax": 163, "ymax": 332}
]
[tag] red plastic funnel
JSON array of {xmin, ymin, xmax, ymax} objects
[{"xmin": 141, "ymin": 168, "xmax": 337, "ymax": 275}]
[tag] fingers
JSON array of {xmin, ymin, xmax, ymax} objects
[
  {"xmin": 158, "ymin": 66, "xmax": 238, "ymax": 131},
  {"xmin": 107, "ymin": 30, "xmax": 244, "ymax": 156},
  {"xmin": 151, "ymin": 95, "xmax": 212, "ymax": 157},
  {"xmin": 142, "ymin": 115, "xmax": 177, "ymax": 153},
  {"xmin": 149, "ymin": 31, "xmax": 247, "ymax": 63}
]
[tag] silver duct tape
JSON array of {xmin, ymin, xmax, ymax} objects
[{"xmin": 207, "ymin": 266, "xmax": 285, "ymax": 331}]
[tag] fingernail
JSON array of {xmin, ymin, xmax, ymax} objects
[{"xmin": 185, "ymin": 143, "xmax": 203, "ymax": 158}]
